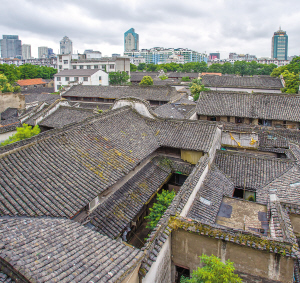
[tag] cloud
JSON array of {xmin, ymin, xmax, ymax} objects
[{"xmin": 0, "ymin": 0, "xmax": 299, "ymax": 58}]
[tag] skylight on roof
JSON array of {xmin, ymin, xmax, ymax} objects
[{"xmin": 200, "ymin": 197, "xmax": 211, "ymax": 206}]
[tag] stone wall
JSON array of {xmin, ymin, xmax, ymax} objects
[
  {"xmin": 0, "ymin": 93, "xmax": 25, "ymax": 112},
  {"xmin": 172, "ymin": 229, "xmax": 294, "ymax": 283}
]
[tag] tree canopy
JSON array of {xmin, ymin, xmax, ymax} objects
[
  {"xmin": 145, "ymin": 189, "xmax": 175, "ymax": 230},
  {"xmin": 180, "ymin": 254, "xmax": 242, "ymax": 283},
  {"xmin": 0, "ymin": 124, "xmax": 40, "ymax": 147},
  {"xmin": 0, "ymin": 63, "xmax": 57, "ymax": 84},
  {"xmin": 109, "ymin": 71, "xmax": 130, "ymax": 85},
  {"xmin": 139, "ymin": 75, "xmax": 154, "ymax": 85},
  {"xmin": 189, "ymin": 78, "xmax": 210, "ymax": 101}
]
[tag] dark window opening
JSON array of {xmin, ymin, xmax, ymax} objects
[
  {"xmin": 233, "ymin": 187, "xmax": 256, "ymax": 202},
  {"xmin": 235, "ymin": 117, "xmax": 244, "ymax": 124},
  {"xmin": 207, "ymin": 116, "xmax": 220, "ymax": 121},
  {"xmin": 175, "ymin": 265, "xmax": 190, "ymax": 283},
  {"xmin": 258, "ymin": 119, "xmax": 272, "ymax": 126},
  {"xmin": 227, "ymin": 116, "xmax": 231, "ymax": 122}
]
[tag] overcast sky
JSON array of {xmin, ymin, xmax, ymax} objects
[{"xmin": 1, "ymin": 0, "xmax": 299, "ymax": 59}]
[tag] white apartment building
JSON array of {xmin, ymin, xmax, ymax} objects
[
  {"xmin": 22, "ymin": 44, "xmax": 31, "ymax": 60},
  {"xmin": 57, "ymin": 54, "xmax": 130, "ymax": 75},
  {"xmin": 54, "ymin": 69, "xmax": 109, "ymax": 92},
  {"xmin": 38, "ymin": 46, "xmax": 48, "ymax": 59}
]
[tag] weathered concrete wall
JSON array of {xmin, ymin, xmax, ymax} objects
[
  {"xmin": 172, "ymin": 229, "xmax": 294, "ymax": 283},
  {"xmin": 0, "ymin": 93, "xmax": 25, "ymax": 112},
  {"xmin": 0, "ymin": 130, "xmax": 17, "ymax": 143},
  {"xmin": 143, "ymin": 236, "xmax": 171, "ymax": 283},
  {"xmin": 121, "ymin": 263, "xmax": 140, "ymax": 283},
  {"xmin": 222, "ymin": 131, "xmax": 259, "ymax": 149},
  {"xmin": 180, "ymin": 149, "xmax": 203, "ymax": 165},
  {"xmin": 290, "ymin": 214, "xmax": 300, "ymax": 236}
]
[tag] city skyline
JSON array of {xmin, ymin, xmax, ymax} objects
[{"xmin": 0, "ymin": 0, "xmax": 299, "ymax": 59}]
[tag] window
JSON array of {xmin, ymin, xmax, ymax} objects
[
  {"xmin": 87, "ymin": 65, "xmax": 91, "ymax": 69},
  {"xmin": 59, "ymin": 65, "xmax": 62, "ymax": 70},
  {"xmin": 109, "ymin": 64, "xmax": 114, "ymax": 69},
  {"xmin": 80, "ymin": 65, "xmax": 83, "ymax": 69},
  {"xmin": 83, "ymin": 77, "xmax": 88, "ymax": 81},
  {"xmin": 233, "ymin": 187, "xmax": 256, "ymax": 202},
  {"xmin": 94, "ymin": 65, "xmax": 98, "ymax": 69},
  {"xmin": 63, "ymin": 60, "xmax": 68, "ymax": 64},
  {"xmin": 235, "ymin": 117, "xmax": 244, "ymax": 124},
  {"xmin": 56, "ymin": 77, "xmax": 61, "ymax": 81},
  {"xmin": 99, "ymin": 76, "xmax": 102, "ymax": 80},
  {"xmin": 73, "ymin": 66, "xmax": 76, "ymax": 69},
  {"xmin": 65, "ymin": 77, "xmax": 69, "ymax": 81}
]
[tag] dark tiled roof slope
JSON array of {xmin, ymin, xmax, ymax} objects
[
  {"xmin": 72, "ymin": 102, "xmax": 112, "ymax": 110},
  {"xmin": 88, "ymin": 156, "xmax": 194, "ymax": 239},
  {"xmin": 0, "ymin": 217, "xmax": 143, "ymax": 283},
  {"xmin": 38, "ymin": 106, "xmax": 95, "ymax": 128},
  {"xmin": 154, "ymin": 104, "xmax": 185, "ymax": 119},
  {"xmin": 202, "ymin": 75, "xmax": 283, "ymax": 89},
  {"xmin": 0, "ymin": 108, "xmax": 18, "ymax": 121},
  {"xmin": 0, "ymin": 108, "xmax": 160, "ymax": 218},
  {"xmin": 187, "ymin": 166, "xmax": 234, "ymax": 223},
  {"xmin": 167, "ymin": 72, "xmax": 199, "ymax": 79},
  {"xmin": 214, "ymin": 150, "xmax": 294, "ymax": 190},
  {"xmin": 24, "ymin": 93, "xmax": 58, "ymax": 104},
  {"xmin": 62, "ymin": 85, "xmax": 180, "ymax": 102},
  {"xmin": 130, "ymin": 72, "xmax": 158, "ymax": 82},
  {"xmin": 145, "ymin": 119, "xmax": 218, "ymax": 152},
  {"xmin": 21, "ymin": 88, "xmax": 54, "ymax": 95},
  {"xmin": 196, "ymin": 91, "xmax": 300, "ymax": 122}
]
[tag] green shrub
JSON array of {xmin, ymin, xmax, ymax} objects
[
  {"xmin": 139, "ymin": 76, "xmax": 154, "ymax": 86},
  {"xmin": 181, "ymin": 76, "xmax": 190, "ymax": 82},
  {"xmin": 1, "ymin": 124, "xmax": 40, "ymax": 146}
]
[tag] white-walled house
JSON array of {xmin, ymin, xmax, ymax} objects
[{"xmin": 53, "ymin": 69, "xmax": 109, "ymax": 92}]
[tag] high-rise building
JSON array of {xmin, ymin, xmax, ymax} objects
[
  {"xmin": 22, "ymin": 44, "xmax": 31, "ymax": 60},
  {"xmin": 38, "ymin": 46, "xmax": 48, "ymax": 58},
  {"xmin": 209, "ymin": 52, "xmax": 220, "ymax": 60},
  {"xmin": 0, "ymin": 35, "xmax": 22, "ymax": 58},
  {"xmin": 124, "ymin": 28, "xmax": 139, "ymax": 52},
  {"xmin": 60, "ymin": 36, "xmax": 73, "ymax": 54},
  {"xmin": 271, "ymin": 27, "xmax": 288, "ymax": 60}
]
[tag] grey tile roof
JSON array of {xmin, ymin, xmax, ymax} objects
[
  {"xmin": 37, "ymin": 106, "xmax": 95, "ymax": 129},
  {"xmin": 167, "ymin": 72, "xmax": 199, "ymax": 79},
  {"xmin": 0, "ymin": 108, "xmax": 18, "ymax": 121},
  {"xmin": 0, "ymin": 118, "xmax": 20, "ymax": 135},
  {"xmin": 62, "ymin": 85, "xmax": 180, "ymax": 102},
  {"xmin": 214, "ymin": 150, "xmax": 294, "ymax": 190},
  {"xmin": 0, "ymin": 106, "xmax": 217, "ymax": 218},
  {"xmin": 202, "ymin": 75, "xmax": 283, "ymax": 89},
  {"xmin": 54, "ymin": 69, "xmax": 100, "ymax": 77},
  {"xmin": 21, "ymin": 87, "xmax": 54, "ymax": 95},
  {"xmin": 0, "ymin": 216, "xmax": 143, "ymax": 283},
  {"xmin": 145, "ymin": 119, "xmax": 218, "ymax": 152},
  {"xmin": 187, "ymin": 165, "xmax": 234, "ymax": 223},
  {"xmin": 0, "ymin": 272, "xmax": 15, "ymax": 283},
  {"xmin": 154, "ymin": 100, "xmax": 196, "ymax": 119},
  {"xmin": 0, "ymin": 107, "xmax": 160, "ymax": 218},
  {"xmin": 196, "ymin": 91, "xmax": 300, "ymax": 122},
  {"xmin": 130, "ymin": 72, "xmax": 159, "ymax": 82},
  {"xmin": 86, "ymin": 156, "xmax": 194, "ymax": 239},
  {"xmin": 24, "ymin": 93, "xmax": 59, "ymax": 104},
  {"xmin": 71, "ymin": 102, "xmax": 112, "ymax": 110}
]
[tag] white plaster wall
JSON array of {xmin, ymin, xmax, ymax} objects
[
  {"xmin": 222, "ymin": 132, "xmax": 259, "ymax": 149},
  {"xmin": 208, "ymin": 127, "xmax": 222, "ymax": 161},
  {"xmin": 180, "ymin": 159, "xmax": 209, "ymax": 217},
  {"xmin": 143, "ymin": 236, "xmax": 171, "ymax": 283},
  {"xmin": 0, "ymin": 130, "xmax": 17, "ymax": 143},
  {"xmin": 112, "ymin": 101, "xmax": 155, "ymax": 119},
  {"xmin": 189, "ymin": 112, "xmax": 197, "ymax": 120}
]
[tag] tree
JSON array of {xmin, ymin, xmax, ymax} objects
[
  {"xmin": 0, "ymin": 124, "xmax": 40, "ymax": 146},
  {"xmin": 180, "ymin": 254, "xmax": 242, "ymax": 283},
  {"xmin": 109, "ymin": 71, "xmax": 130, "ymax": 85},
  {"xmin": 280, "ymin": 70, "xmax": 300, "ymax": 94},
  {"xmin": 137, "ymin": 63, "xmax": 146, "ymax": 71},
  {"xmin": 139, "ymin": 76, "xmax": 154, "ymax": 86},
  {"xmin": 159, "ymin": 75, "xmax": 168, "ymax": 80},
  {"xmin": 130, "ymin": 63, "xmax": 137, "ymax": 72},
  {"xmin": 0, "ymin": 74, "xmax": 14, "ymax": 93},
  {"xmin": 145, "ymin": 190, "xmax": 175, "ymax": 229},
  {"xmin": 181, "ymin": 76, "xmax": 190, "ymax": 82},
  {"xmin": 189, "ymin": 78, "xmax": 210, "ymax": 101}
]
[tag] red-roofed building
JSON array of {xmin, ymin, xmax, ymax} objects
[{"xmin": 17, "ymin": 78, "xmax": 47, "ymax": 90}]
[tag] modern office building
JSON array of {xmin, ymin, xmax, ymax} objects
[
  {"xmin": 124, "ymin": 47, "xmax": 207, "ymax": 65},
  {"xmin": 0, "ymin": 35, "xmax": 22, "ymax": 58},
  {"xmin": 38, "ymin": 46, "xmax": 48, "ymax": 58},
  {"xmin": 124, "ymin": 28, "xmax": 139, "ymax": 52},
  {"xmin": 60, "ymin": 36, "xmax": 73, "ymax": 54},
  {"xmin": 271, "ymin": 27, "xmax": 288, "ymax": 60},
  {"xmin": 209, "ymin": 52, "xmax": 220, "ymax": 60},
  {"xmin": 22, "ymin": 44, "xmax": 31, "ymax": 60}
]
